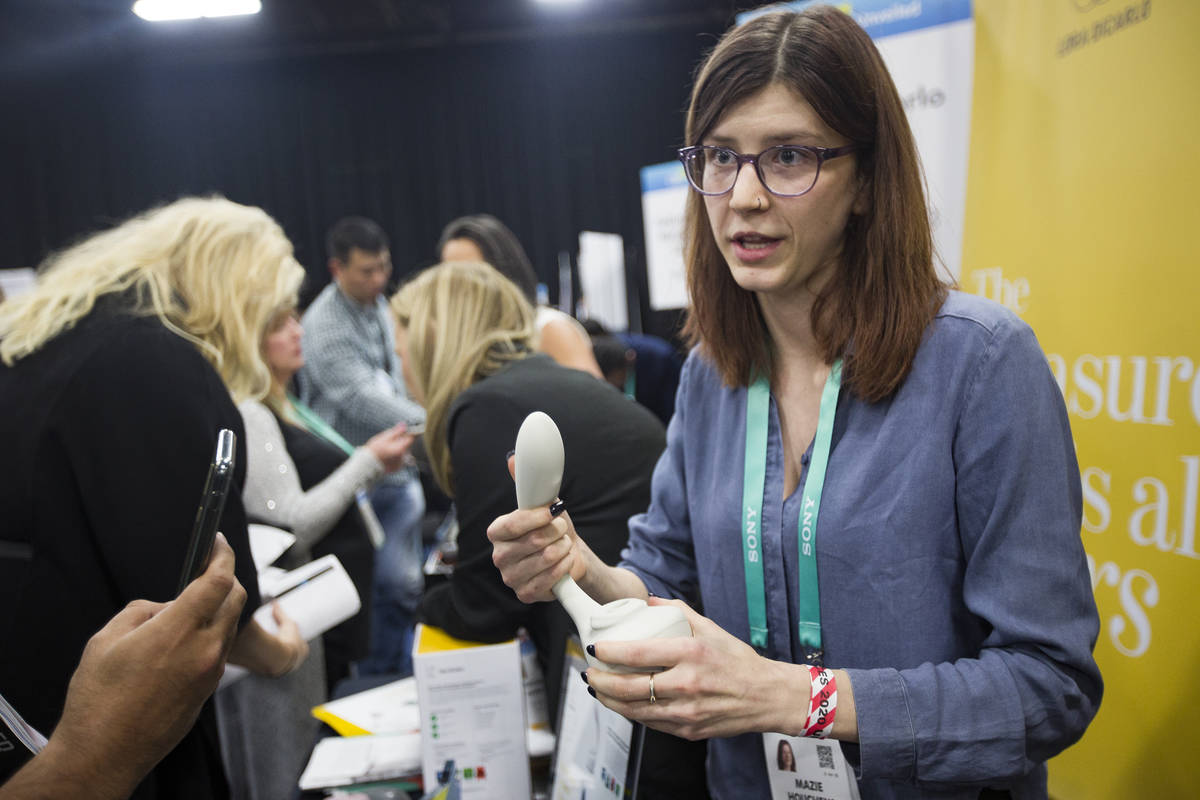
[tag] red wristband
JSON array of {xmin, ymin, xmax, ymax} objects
[{"xmin": 802, "ymin": 665, "xmax": 837, "ymax": 739}]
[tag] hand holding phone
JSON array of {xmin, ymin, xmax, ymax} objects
[
  {"xmin": 176, "ymin": 429, "xmax": 236, "ymax": 596},
  {"xmin": 365, "ymin": 423, "xmax": 419, "ymax": 472}
]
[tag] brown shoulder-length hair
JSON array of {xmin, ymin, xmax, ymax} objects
[{"xmin": 681, "ymin": 6, "xmax": 947, "ymax": 402}]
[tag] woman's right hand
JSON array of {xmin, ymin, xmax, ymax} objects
[
  {"xmin": 487, "ymin": 506, "xmax": 585, "ymax": 603},
  {"xmin": 365, "ymin": 423, "xmax": 417, "ymax": 472}
]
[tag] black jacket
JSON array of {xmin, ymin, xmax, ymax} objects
[{"xmin": 0, "ymin": 307, "xmax": 261, "ymax": 799}]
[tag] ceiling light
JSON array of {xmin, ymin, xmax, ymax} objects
[{"xmin": 132, "ymin": 0, "xmax": 262, "ymax": 22}]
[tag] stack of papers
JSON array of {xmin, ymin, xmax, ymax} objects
[
  {"xmin": 219, "ymin": 554, "xmax": 361, "ymax": 689},
  {"xmin": 298, "ymin": 733, "xmax": 422, "ymax": 791},
  {"xmin": 311, "ymin": 676, "xmax": 421, "ymax": 737},
  {"xmin": 247, "ymin": 523, "xmax": 295, "ymax": 571}
]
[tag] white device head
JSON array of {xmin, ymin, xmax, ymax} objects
[
  {"xmin": 514, "ymin": 411, "xmax": 564, "ymax": 510},
  {"xmin": 512, "ymin": 411, "xmax": 692, "ymax": 672}
]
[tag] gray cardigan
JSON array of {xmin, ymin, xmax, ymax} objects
[
  {"xmin": 238, "ymin": 400, "xmax": 384, "ymax": 556},
  {"xmin": 216, "ymin": 400, "xmax": 386, "ymax": 800}
]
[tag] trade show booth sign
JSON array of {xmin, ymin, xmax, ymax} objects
[{"xmin": 963, "ymin": 1, "xmax": 1199, "ymax": 796}]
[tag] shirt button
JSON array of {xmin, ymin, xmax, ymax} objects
[
  {"xmin": 265, "ymin": 443, "xmax": 273, "ymax": 452},
  {"xmin": 278, "ymin": 464, "xmax": 287, "ymax": 474},
  {"xmin": 266, "ymin": 500, "xmax": 277, "ymax": 510}
]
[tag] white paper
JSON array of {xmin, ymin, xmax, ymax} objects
[
  {"xmin": 298, "ymin": 732, "xmax": 422, "ymax": 790},
  {"xmin": 577, "ymin": 231, "xmax": 627, "ymax": 331},
  {"xmin": 0, "ymin": 268, "xmax": 36, "ymax": 300},
  {"xmin": 314, "ymin": 676, "xmax": 420, "ymax": 735},
  {"xmin": 0, "ymin": 691, "xmax": 47, "ymax": 755},
  {"xmin": 219, "ymin": 555, "xmax": 360, "ymax": 689},
  {"xmin": 255, "ymin": 554, "xmax": 360, "ymax": 639},
  {"xmin": 247, "ymin": 523, "xmax": 295, "ymax": 572}
]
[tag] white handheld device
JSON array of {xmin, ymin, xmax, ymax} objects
[{"xmin": 513, "ymin": 411, "xmax": 692, "ymax": 672}]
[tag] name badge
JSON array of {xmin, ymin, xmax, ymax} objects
[{"xmin": 762, "ymin": 733, "xmax": 860, "ymax": 800}]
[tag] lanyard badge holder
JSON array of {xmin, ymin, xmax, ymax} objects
[
  {"xmin": 742, "ymin": 361, "xmax": 860, "ymax": 800},
  {"xmin": 742, "ymin": 359, "xmax": 842, "ymax": 665}
]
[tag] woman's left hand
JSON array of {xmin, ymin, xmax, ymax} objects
[{"xmin": 583, "ymin": 598, "xmax": 810, "ymax": 741}]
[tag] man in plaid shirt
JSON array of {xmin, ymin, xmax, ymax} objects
[{"xmin": 299, "ymin": 216, "xmax": 426, "ymax": 675}]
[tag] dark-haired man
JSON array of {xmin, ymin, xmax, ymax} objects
[{"xmin": 299, "ymin": 217, "xmax": 426, "ymax": 677}]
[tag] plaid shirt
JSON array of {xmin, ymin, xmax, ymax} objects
[{"xmin": 298, "ymin": 282, "xmax": 424, "ymax": 485}]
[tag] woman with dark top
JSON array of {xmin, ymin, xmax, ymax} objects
[
  {"xmin": 214, "ymin": 308, "xmax": 415, "ymax": 799},
  {"xmin": 487, "ymin": 8, "xmax": 1101, "ymax": 798},
  {"xmin": 0, "ymin": 197, "xmax": 309, "ymax": 799},
  {"xmin": 390, "ymin": 260, "xmax": 709, "ymax": 798},
  {"xmin": 437, "ymin": 214, "xmax": 603, "ymax": 378}
]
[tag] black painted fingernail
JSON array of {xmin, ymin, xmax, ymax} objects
[
  {"xmin": 504, "ymin": 450, "xmax": 515, "ymax": 461},
  {"xmin": 549, "ymin": 500, "xmax": 566, "ymax": 517},
  {"xmin": 587, "ymin": 687, "xmax": 596, "ymax": 698},
  {"xmin": 580, "ymin": 671, "xmax": 589, "ymax": 684},
  {"xmin": 586, "ymin": 644, "xmax": 595, "ymax": 657}
]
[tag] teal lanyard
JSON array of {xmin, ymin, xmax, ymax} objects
[
  {"xmin": 741, "ymin": 359, "xmax": 842, "ymax": 664},
  {"xmin": 286, "ymin": 394, "xmax": 356, "ymax": 457},
  {"xmin": 623, "ymin": 368, "xmax": 637, "ymax": 400}
]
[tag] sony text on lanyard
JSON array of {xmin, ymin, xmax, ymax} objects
[{"xmin": 741, "ymin": 359, "xmax": 842, "ymax": 667}]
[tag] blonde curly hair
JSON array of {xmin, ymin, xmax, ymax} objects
[{"xmin": 0, "ymin": 196, "xmax": 305, "ymax": 403}]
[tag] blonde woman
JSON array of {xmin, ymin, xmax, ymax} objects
[
  {"xmin": 215, "ymin": 306, "xmax": 416, "ymax": 800},
  {"xmin": 0, "ymin": 197, "xmax": 309, "ymax": 799},
  {"xmin": 390, "ymin": 261, "xmax": 709, "ymax": 797}
]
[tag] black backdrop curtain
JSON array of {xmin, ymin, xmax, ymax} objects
[{"xmin": 0, "ymin": 21, "xmax": 725, "ymax": 337}]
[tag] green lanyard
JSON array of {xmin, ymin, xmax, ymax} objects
[
  {"xmin": 286, "ymin": 394, "xmax": 356, "ymax": 457},
  {"xmin": 623, "ymin": 368, "xmax": 637, "ymax": 400},
  {"xmin": 741, "ymin": 359, "xmax": 842, "ymax": 665}
]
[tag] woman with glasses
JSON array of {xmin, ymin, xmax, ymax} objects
[{"xmin": 487, "ymin": 7, "xmax": 1101, "ymax": 798}]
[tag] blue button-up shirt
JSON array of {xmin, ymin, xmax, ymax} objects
[{"xmin": 621, "ymin": 291, "xmax": 1101, "ymax": 799}]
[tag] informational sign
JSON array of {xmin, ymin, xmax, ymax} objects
[
  {"xmin": 413, "ymin": 625, "xmax": 531, "ymax": 799},
  {"xmin": 963, "ymin": 1, "xmax": 1199, "ymax": 797},
  {"xmin": 551, "ymin": 638, "xmax": 635, "ymax": 800},
  {"xmin": 638, "ymin": 161, "xmax": 690, "ymax": 311},
  {"xmin": 577, "ymin": 231, "xmax": 628, "ymax": 330},
  {"xmin": 0, "ymin": 268, "xmax": 35, "ymax": 300}
]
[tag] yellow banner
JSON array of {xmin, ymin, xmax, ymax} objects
[{"xmin": 964, "ymin": 1, "xmax": 1200, "ymax": 796}]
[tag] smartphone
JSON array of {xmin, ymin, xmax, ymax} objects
[
  {"xmin": 176, "ymin": 428, "xmax": 236, "ymax": 595},
  {"xmin": 405, "ymin": 421, "xmax": 425, "ymax": 436}
]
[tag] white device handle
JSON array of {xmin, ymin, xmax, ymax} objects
[{"xmin": 512, "ymin": 412, "xmax": 691, "ymax": 671}]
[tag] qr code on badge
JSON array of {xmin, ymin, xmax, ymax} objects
[{"xmin": 817, "ymin": 743, "xmax": 835, "ymax": 770}]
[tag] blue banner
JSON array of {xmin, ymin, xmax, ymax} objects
[
  {"xmin": 737, "ymin": 0, "xmax": 972, "ymax": 39},
  {"xmin": 639, "ymin": 161, "xmax": 687, "ymax": 193}
]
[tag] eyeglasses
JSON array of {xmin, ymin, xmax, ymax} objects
[{"xmin": 677, "ymin": 144, "xmax": 856, "ymax": 198}]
